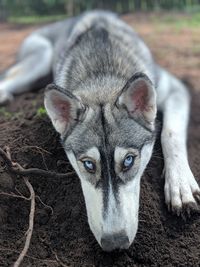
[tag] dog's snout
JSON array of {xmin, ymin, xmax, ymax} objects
[{"xmin": 101, "ymin": 231, "xmax": 130, "ymax": 251}]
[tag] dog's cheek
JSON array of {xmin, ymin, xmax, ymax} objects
[
  {"xmin": 81, "ymin": 179, "xmax": 103, "ymax": 245},
  {"xmin": 118, "ymin": 177, "xmax": 140, "ymax": 243}
]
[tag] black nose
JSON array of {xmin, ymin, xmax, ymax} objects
[{"xmin": 101, "ymin": 231, "xmax": 129, "ymax": 252}]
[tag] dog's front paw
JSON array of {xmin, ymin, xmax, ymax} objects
[
  {"xmin": 0, "ymin": 90, "xmax": 13, "ymax": 105},
  {"xmin": 164, "ymin": 164, "xmax": 200, "ymax": 216}
]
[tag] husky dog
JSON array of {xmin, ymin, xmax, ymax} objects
[{"xmin": 0, "ymin": 11, "xmax": 200, "ymax": 251}]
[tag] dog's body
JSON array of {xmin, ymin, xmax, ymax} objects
[{"xmin": 0, "ymin": 11, "xmax": 200, "ymax": 251}]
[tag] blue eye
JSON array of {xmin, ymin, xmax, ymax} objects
[
  {"xmin": 83, "ymin": 160, "xmax": 96, "ymax": 173},
  {"xmin": 122, "ymin": 155, "xmax": 134, "ymax": 171}
]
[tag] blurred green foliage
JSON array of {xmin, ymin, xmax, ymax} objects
[
  {"xmin": 1, "ymin": 0, "xmax": 200, "ymax": 22},
  {"xmin": 152, "ymin": 11, "xmax": 200, "ymax": 28},
  {"xmin": 8, "ymin": 14, "xmax": 68, "ymax": 24}
]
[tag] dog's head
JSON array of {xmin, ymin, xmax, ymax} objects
[{"xmin": 44, "ymin": 73, "xmax": 157, "ymax": 251}]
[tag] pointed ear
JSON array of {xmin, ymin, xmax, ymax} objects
[
  {"xmin": 117, "ymin": 73, "xmax": 157, "ymax": 125},
  {"xmin": 44, "ymin": 84, "xmax": 84, "ymax": 136}
]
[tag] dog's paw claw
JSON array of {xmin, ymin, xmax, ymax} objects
[
  {"xmin": 184, "ymin": 202, "xmax": 198, "ymax": 215},
  {"xmin": 169, "ymin": 201, "xmax": 200, "ymax": 219},
  {"xmin": 166, "ymin": 203, "xmax": 171, "ymax": 212},
  {"xmin": 176, "ymin": 208, "xmax": 181, "ymax": 217},
  {"xmin": 194, "ymin": 191, "xmax": 200, "ymax": 203},
  {"xmin": 182, "ymin": 202, "xmax": 199, "ymax": 219},
  {"xmin": 171, "ymin": 205, "xmax": 181, "ymax": 216},
  {"xmin": 164, "ymin": 164, "xmax": 200, "ymax": 218}
]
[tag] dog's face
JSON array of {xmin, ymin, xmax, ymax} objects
[{"xmin": 44, "ymin": 73, "xmax": 157, "ymax": 251}]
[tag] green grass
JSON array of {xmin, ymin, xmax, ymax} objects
[
  {"xmin": 8, "ymin": 14, "xmax": 68, "ymax": 24},
  {"xmin": 0, "ymin": 107, "xmax": 23, "ymax": 119},
  {"xmin": 8, "ymin": 12, "xmax": 200, "ymax": 28},
  {"xmin": 0, "ymin": 106, "xmax": 47, "ymax": 119},
  {"xmin": 0, "ymin": 107, "xmax": 12, "ymax": 119},
  {"xmin": 153, "ymin": 12, "xmax": 200, "ymax": 29},
  {"xmin": 192, "ymin": 43, "xmax": 200, "ymax": 55},
  {"xmin": 36, "ymin": 107, "xmax": 47, "ymax": 117}
]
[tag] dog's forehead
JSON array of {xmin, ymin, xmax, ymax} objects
[{"xmin": 64, "ymin": 103, "xmax": 154, "ymax": 155}]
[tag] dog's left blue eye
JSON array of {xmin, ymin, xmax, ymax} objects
[
  {"xmin": 83, "ymin": 160, "xmax": 96, "ymax": 173},
  {"xmin": 122, "ymin": 155, "xmax": 134, "ymax": 171}
]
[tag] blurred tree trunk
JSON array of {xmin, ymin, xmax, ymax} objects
[
  {"xmin": 146, "ymin": 0, "xmax": 154, "ymax": 10},
  {"xmin": 134, "ymin": 0, "xmax": 141, "ymax": 10},
  {"xmin": 121, "ymin": 0, "xmax": 130, "ymax": 13},
  {"xmin": 0, "ymin": 1, "xmax": 8, "ymax": 22},
  {"xmin": 65, "ymin": 0, "xmax": 75, "ymax": 16}
]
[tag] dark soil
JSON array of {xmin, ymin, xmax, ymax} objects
[
  {"xmin": 1, "ymin": 86, "xmax": 200, "ymax": 267},
  {"xmin": 0, "ymin": 14, "xmax": 200, "ymax": 267}
]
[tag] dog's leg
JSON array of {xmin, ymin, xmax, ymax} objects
[
  {"xmin": 157, "ymin": 67, "xmax": 200, "ymax": 214},
  {"xmin": 0, "ymin": 34, "xmax": 53, "ymax": 104}
]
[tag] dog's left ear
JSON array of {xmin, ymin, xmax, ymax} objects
[
  {"xmin": 117, "ymin": 73, "xmax": 157, "ymax": 125},
  {"xmin": 44, "ymin": 84, "xmax": 84, "ymax": 136}
]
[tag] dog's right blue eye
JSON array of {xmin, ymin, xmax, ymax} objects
[
  {"xmin": 122, "ymin": 155, "xmax": 135, "ymax": 171},
  {"xmin": 83, "ymin": 160, "xmax": 96, "ymax": 173}
]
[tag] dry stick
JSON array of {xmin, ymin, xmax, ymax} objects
[
  {"xmin": 13, "ymin": 177, "xmax": 35, "ymax": 267},
  {"xmin": 0, "ymin": 147, "xmax": 75, "ymax": 179}
]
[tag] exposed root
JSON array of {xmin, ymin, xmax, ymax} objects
[
  {"xmin": 0, "ymin": 146, "xmax": 75, "ymax": 179},
  {"xmin": 36, "ymin": 195, "xmax": 54, "ymax": 215},
  {"xmin": 53, "ymin": 251, "xmax": 70, "ymax": 267},
  {"xmin": 0, "ymin": 146, "xmax": 75, "ymax": 266},
  {"xmin": 0, "ymin": 191, "xmax": 30, "ymax": 200},
  {"xmin": 13, "ymin": 178, "xmax": 35, "ymax": 267}
]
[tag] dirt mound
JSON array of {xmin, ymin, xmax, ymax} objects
[{"xmin": 0, "ymin": 83, "xmax": 200, "ymax": 267}]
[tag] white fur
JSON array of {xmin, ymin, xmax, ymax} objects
[
  {"xmin": 66, "ymin": 143, "xmax": 154, "ymax": 248},
  {"xmin": 158, "ymin": 69, "xmax": 200, "ymax": 210},
  {"xmin": 67, "ymin": 150, "xmax": 103, "ymax": 244},
  {"xmin": 0, "ymin": 34, "xmax": 52, "ymax": 104},
  {"xmin": 82, "ymin": 146, "xmax": 100, "ymax": 161},
  {"xmin": 114, "ymin": 147, "xmax": 128, "ymax": 162}
]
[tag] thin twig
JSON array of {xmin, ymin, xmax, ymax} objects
[
  {"xmin": 0, "ymin": 191, "xmax": 30, "ymax": 200},
  {"xmin": 53, "ymin": 251, "xmax": 70, "ymax": 267},
  {"xmin": 20, "ymin": 145, "xmax": 52, "ymax": 170},
  {"xmin": 36, "ymin": 195, "xmax": 54, "ymax": 215},
  {"xmin": 20, "ymin": 145, "xmax": 52, "ymax": 155},
  {"xmin": 0, "ymin": 147, "xmax": 75, "ymax": 179},
  {"xmin": 13, "ymin": 178, "xmax": 35, "ymax": 267}
]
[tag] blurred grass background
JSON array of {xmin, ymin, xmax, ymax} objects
[{"xmin": 0, "ymin": 0, "xmax": 200, "ymax": 25}]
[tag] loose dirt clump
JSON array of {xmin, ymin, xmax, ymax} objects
[{"xmin": 0, "ymin": 13, "xmax": 200, "ymax": 267}]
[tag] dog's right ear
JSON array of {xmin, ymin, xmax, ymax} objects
[
  {"xmin": 116, "ymin": 73, "xmax": 157, "ymax": 127},
  {"xmin": 44, "ymin": 84, "xmax": 84, "ymax": 136}
]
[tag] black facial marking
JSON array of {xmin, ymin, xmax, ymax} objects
[{"xmin": 98, "ymin": 105, "xmax": 120, "ymax": 218}]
